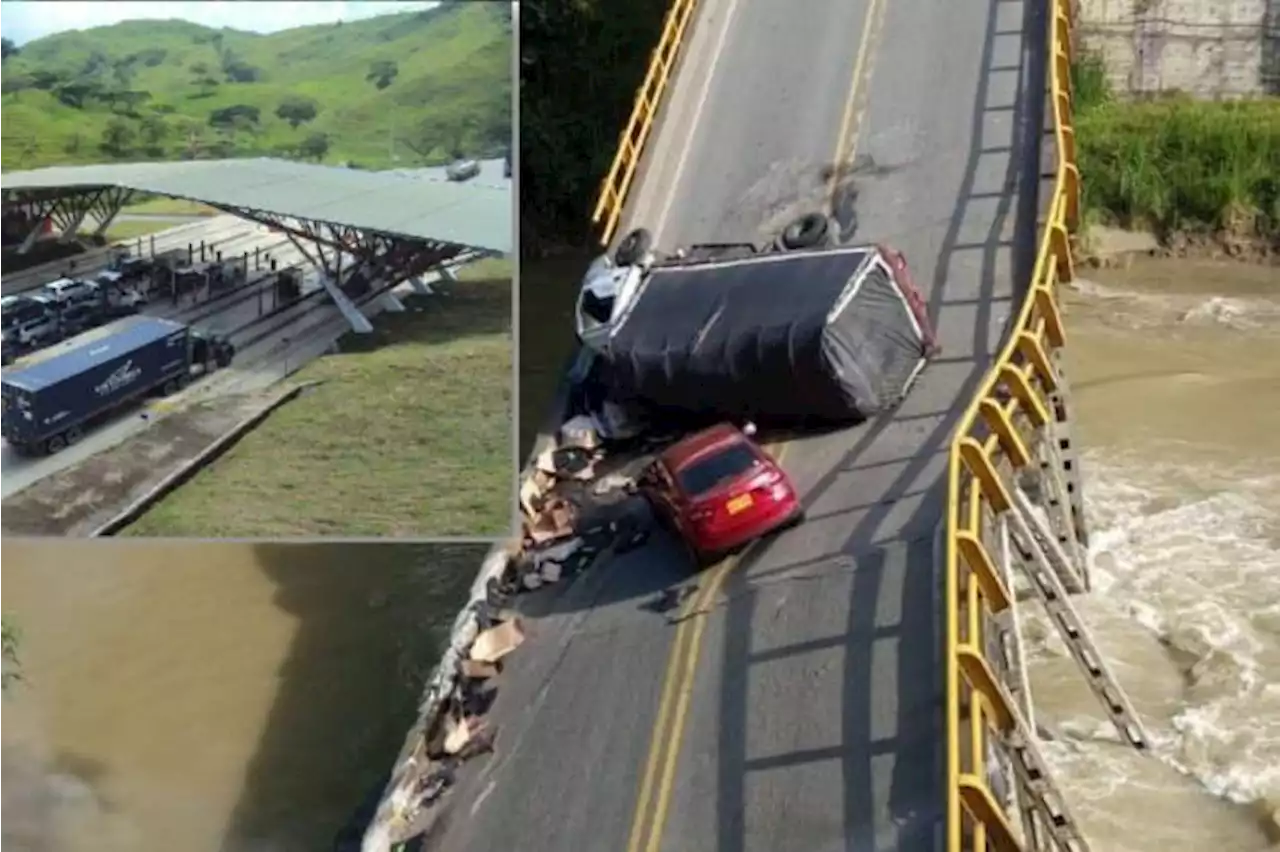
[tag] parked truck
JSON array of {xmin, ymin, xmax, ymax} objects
[{"xmin": 1, "ymin": 315, "xmax": 235, "ymax": 455}]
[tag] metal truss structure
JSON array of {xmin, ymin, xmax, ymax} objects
[{"xmin": 3, "ymin": 187, "xmax": 496, "ymax": 335}]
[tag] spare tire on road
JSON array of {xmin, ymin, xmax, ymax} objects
[
  {"xmin": 776, "ymin": 213, "xmax": 833, "ymax": 251},
  {"xmin": 614, "ymin": 228, "xmax": 654, "ymax": 266}
]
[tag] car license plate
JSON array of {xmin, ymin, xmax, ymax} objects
[{"xmin": 726, "ymin": 494, "xmax": 754, "ymax": 515}]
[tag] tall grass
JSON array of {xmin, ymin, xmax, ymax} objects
[{"xmin": 1072, "ymin": 52, "xmax": 1280, "ymax": 239}]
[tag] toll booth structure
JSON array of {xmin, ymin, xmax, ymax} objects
[{"xmin": 1, "ymin": 158, "xmax": 512, "ymax": 333}]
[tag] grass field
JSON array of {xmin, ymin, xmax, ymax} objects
[
  {"xmin": 1, "ymin": 2, "xmax": 510, "ymax": 171},
  {"xmin": 121, "ymin": 197, "xmax": 220, "ymax": 216},
  {"xmin": 124, "ymin": 259, "xmax": 513, "ymax": 538},
  {"xmin": 103, "ymin": 218, "xmax": 180, "ymax": 241}
]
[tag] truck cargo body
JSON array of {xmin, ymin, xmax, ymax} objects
[
  {"xmin": 595, "ymin": 247, "xmax": 930, "ymax": 425},
  {"xmin": 2, "ymin": 315, "xmax": 190, "ymax": 453}
]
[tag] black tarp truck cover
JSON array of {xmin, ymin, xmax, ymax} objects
[{"xmin": 598, "ymin": 247, "xmax": 928, "ymax": 424}]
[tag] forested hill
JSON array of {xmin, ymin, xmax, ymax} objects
[{"xmin": 0, "ymin": 1, "xmax": 511, "ymax": 171}]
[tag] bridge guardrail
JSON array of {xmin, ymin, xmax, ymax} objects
[
  {"xmin": 943, "ymin": 0, "xmax": 1080, "ymax": 849},
  {"xmin": 590, "ymin": 0, "xmax": 698, "ymax": 246}
]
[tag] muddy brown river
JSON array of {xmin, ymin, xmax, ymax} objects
[
  {"xmin": 1033, "ymin": 258, "xmax": 1280, "ymax": 850},
  {"xmin": 1, "ymin": 541, "xmax": 481, "ymax": 852}
]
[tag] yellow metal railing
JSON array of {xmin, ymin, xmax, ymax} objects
[
  {"xmin": 944, "ymin": 0, "xmax": 1080, "ymax": 849},
  {"xmin": 591, "ymin": 0, "xmax": 699, "ymax": 246}
]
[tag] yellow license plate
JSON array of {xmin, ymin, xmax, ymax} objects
[{"xmin": 726, "ymin": 494, "xmax": 754, "ymax": 515}]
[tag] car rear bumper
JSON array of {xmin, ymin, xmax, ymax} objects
[{"xmin": 693, "ymin": 499, "xmax": 802, "ymax": 560}]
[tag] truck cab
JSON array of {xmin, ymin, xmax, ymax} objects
[
  {"xmin": 190, "ymin": 330, "xmax": 235, "ymax": 372},
  {"xmin": 575, "ymin": 257, "xmax": 649, "ymax": 353}
]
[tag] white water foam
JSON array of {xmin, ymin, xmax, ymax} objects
[
  {"xmin": 1040, "ymin": 448, "xmax": 1280, "ymax": 807},
  {"xmin": 1069, "ymin": 279, "xmax": 1280, "ymax": 333}
]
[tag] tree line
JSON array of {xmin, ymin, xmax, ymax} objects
[
  {"xmin": 2, "ymin": 6, "xmax": 509, "ymax": 168},
  {"xmin": 520, "ymin": 0, "xmax": 672, "ymax": 253}
]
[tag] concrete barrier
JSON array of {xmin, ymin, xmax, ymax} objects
[{"xmin": 90, "ymin": 381, "xmax": 323, "ymax": 536}]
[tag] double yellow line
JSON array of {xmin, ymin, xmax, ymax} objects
[
  {"xmin": 825, "ymin": 0, "xmax": 891, "ymax": 205},
  {"xmin": 624, "ymin": 442, "xmax": 787, "ymax": 852},
  {"xmin": 623, "ymin": 2, "xmax": 888, "ymax": 849}
]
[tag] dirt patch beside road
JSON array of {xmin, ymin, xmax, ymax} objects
[{"xmin": 1, "ymin": 392, "xmax": 282, "ymax": 537}]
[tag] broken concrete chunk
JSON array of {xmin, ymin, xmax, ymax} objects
[
  {"xmin": 443, "ymin": 715, "xmax": 477, "ymax": 755},
  {"xmin": 459, "ymin": 680, "xmax": 497, "ymax": 717},
  {"xmin": 519, "ymin": 469, "xmax": 556, "ymax": 517},
  {"xmin": 524, "ymin": 496, "xmax": 578, "ymax": 545},
  {"xmin": 485, "ymin": 575, "xmax": 514, "ymax": 609},
  {"xmin": 442, "ymin": 715, "xmax": 497, "ymax": 760},
  {"xmin": 459, "ymin": 658, "xmax": 500, "ymax": 680},
  {"xmin": 559, "ymin": 414, "xmax": 601, "ymax": 450},
  {"xmin": 534, "ymin": 445, "xmax": 559, "ymax": 475},
  {"xmin": 521, "ymin": 570, "xmax": 544, "ymax": 591},
  {"xmin": 551, "ymin": 445, "xmax": 596, "ymax": 480},
  {"xmin": 470, "ymin": 618, "xmax": 525, "ymax": 664},
  {"xmin": 414, "ymin": 762, "xmax": 456, "ymax": 806},
  {"xmin": 540, "ymin": 560, "xmax": 563, "ymax": 584},
  {"xmin": 534, "ymin": 537, "xmax": 584, "ymax": 566},
  {"xmin": 454, "ymin": 723, "xmax": 496, "ymax": 760}
]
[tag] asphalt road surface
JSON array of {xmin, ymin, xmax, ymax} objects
[{"xmin": 431, "ymin": 0, "xmax": 1048, "ymax": 850}]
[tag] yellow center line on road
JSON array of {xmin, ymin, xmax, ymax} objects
[
  {"xmin": 625, "ymin": 1, "xmax": 891, "ymax": 848},
  {"xmin": 624, "ymin": 579, "xmax": 703, "ymax": 852},
  {"xmin": 826, "ymin": 0, "xmax": 890, "ymax": 205},
  {"xmin": 624, "ymin": 442, "xmax": 786, "ymax": 852}
]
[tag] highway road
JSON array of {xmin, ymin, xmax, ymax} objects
[{"xmin": 428, "ymin": 0, "xmax": 1048, "ymax": 850}]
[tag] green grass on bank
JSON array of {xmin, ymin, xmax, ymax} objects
[
  {"xmin": 104, "ymin": 218, "xmax": 180, "ymax": 241},
  {"xmin": 124, "ymin": 259, "xmax": 513, "ymax": 538},
  {"xmin": 122, "ymin": 197, "xmax": 220, "ymax": 216},
  {"xmin": 1073, "ymin": 53, "xmax": 1280, "ymax": 239}
]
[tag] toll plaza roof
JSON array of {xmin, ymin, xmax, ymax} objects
[{"xmin": 0, "ymin": 158, "xmax": 511, "ymax": 254}]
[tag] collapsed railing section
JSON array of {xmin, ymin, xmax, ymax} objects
[
  {"xmin": 590, "ymin": 0, "xmax": 699, "ymax": 246},
  {"xmin": 943, "ymin": 0, "xmax": 1100, "ymax": 850}
]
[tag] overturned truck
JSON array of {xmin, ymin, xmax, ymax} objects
[{"xmin": 580, "ymin": 221, "xmax": 939, "ymax": 426}]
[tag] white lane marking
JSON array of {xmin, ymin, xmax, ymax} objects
[{"xmin": 651, "ymin": 0, "xmax": 744, "ymax": 246}]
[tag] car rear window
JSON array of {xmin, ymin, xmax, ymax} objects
[{"xmin": 676, "ymin": 443, "xmax": 762, "ymax": 496}]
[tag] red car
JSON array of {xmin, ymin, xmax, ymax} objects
[{"xmin": 638, "ymin": 423, "xmax": 803, "ymax": 565}]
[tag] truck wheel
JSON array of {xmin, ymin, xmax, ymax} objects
[
  {"xmin": 161, "ymin": 379, "xmax": 180, "ymax": 396},
  {"xmin": 46, "ymin": 434, "xmax": 67, "ymax": 454},
  {"xmin": 614, "ymin": 228, "xmax": 653, "ymax": 266},
  {"xmin": 64, "ymin": 425, "xmax": 83, "ymax": 446},
  {"xmin": 777, "ymin": 213, "xmax": 833, "ymax": 251}
]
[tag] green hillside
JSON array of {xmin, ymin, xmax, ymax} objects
[{"xmin": 0, "ymin": 1, "xmax": 511, "ymax": 172}]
